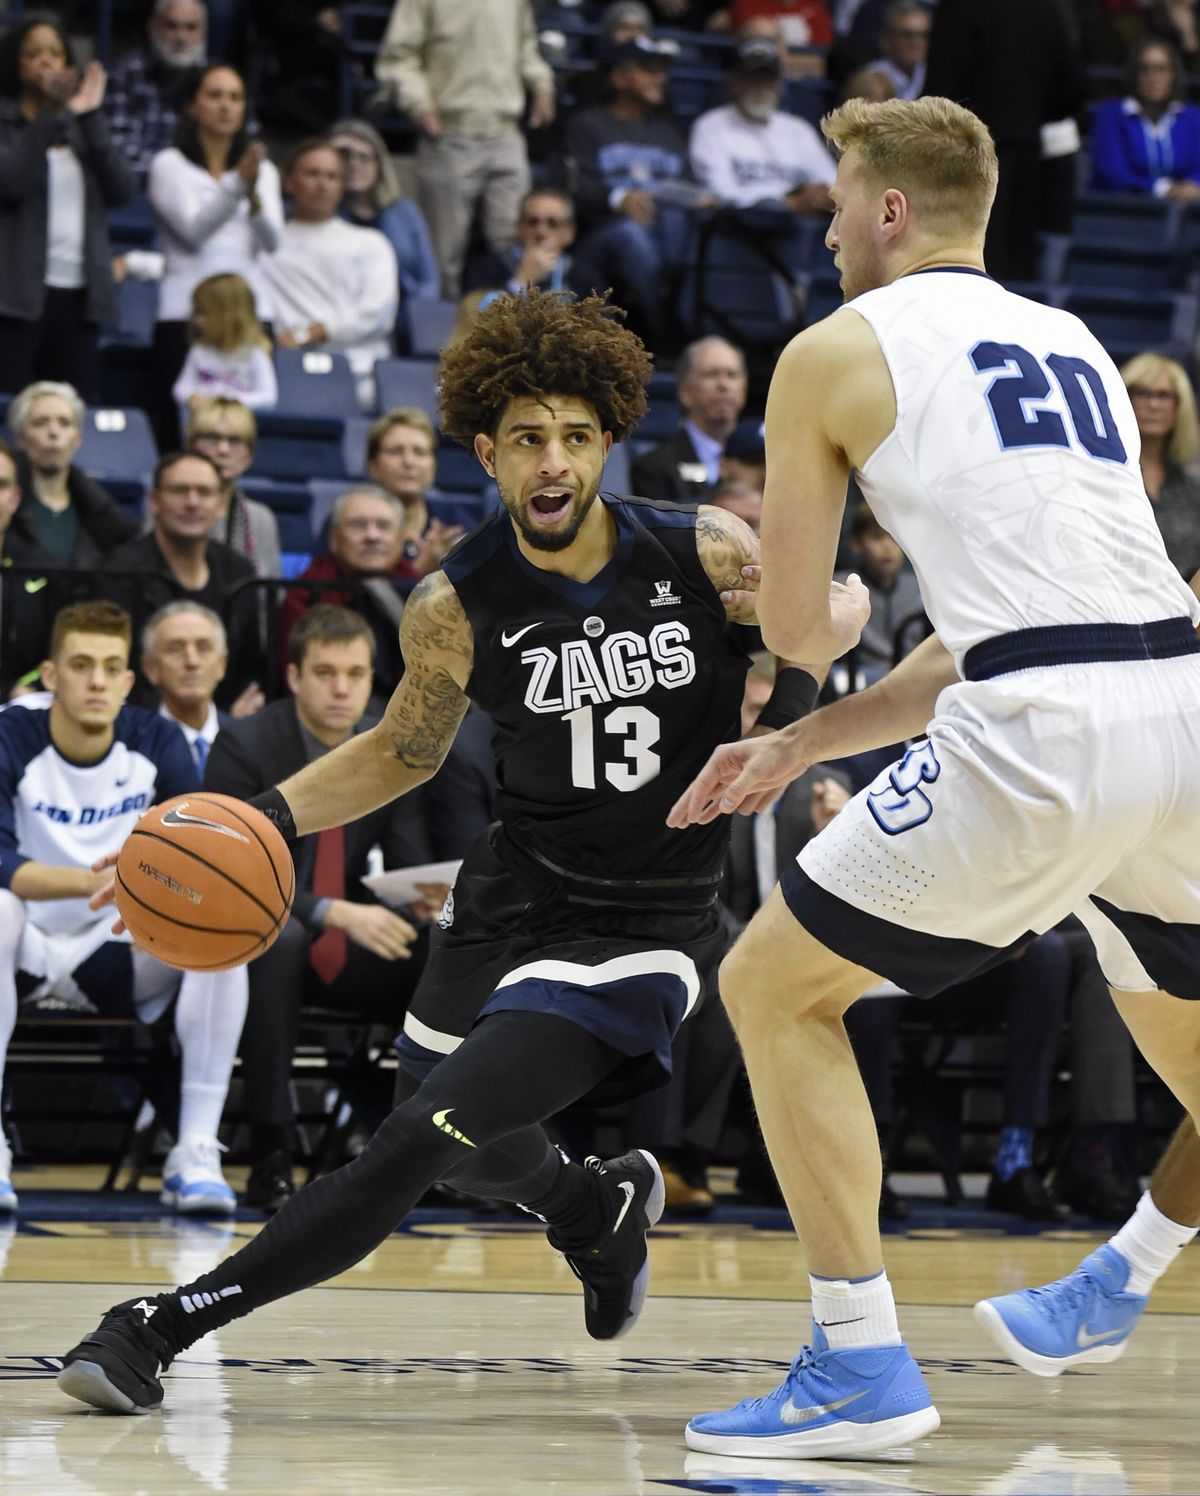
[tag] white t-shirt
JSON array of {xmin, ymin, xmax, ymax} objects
[
  {"xmin": 149, "ymin": 147, "xmax": 284, "ymax": 323},
  {"xmin": 44, "ymin": 146, "xmax": 86, "ymax": 290},
  {"xmin": 172, "ymin": 342, "xmax": 278, "ymax": 409},
  {"xmin": 689, "ymin": 105, "xmax": 837, "ymax": 208}
]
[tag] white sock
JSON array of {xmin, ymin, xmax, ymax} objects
[
  {"xmin": 1109, "ymin": 1190, "xmax": 1198, "ymax": 1297},
  {"xmin": 179, "ymin": 1085, "xmax": 229, "ymax": 1143},
  {"xmin": 168, "ymin": 966, "xmax": 249, "ymax": 1140},
  {"xmin": 810, "ymin": 1269, "xmax": 902, "ymax": 1349}
]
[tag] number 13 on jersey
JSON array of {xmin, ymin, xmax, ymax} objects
[{"xmin": 563, "ymin": 705, "xmax": 660, "ymax": 791}]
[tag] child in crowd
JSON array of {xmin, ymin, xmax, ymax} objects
[{"xmin": 172, "ymin": 273, "xmax": 278, "ymax": 411}]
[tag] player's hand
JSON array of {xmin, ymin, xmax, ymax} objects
[
  {"xmin": 719, "ymin": 562, "xmax": 760, "ymax": 623},
  {"xmin": 328, "ymin": 900, "xmax": 418, "ymax": 959},
  {"xmin": 88, "ymin": 852, "xmax": 126, "ymax": 933},
  {"xmin": 410, "ymin": 880, "xmax": 451, "ymax": 923},
  {"xmin": 667, "ymin": 728, "xmax": 813, "ymax": 827},
  {"xmin": 829, "ymin": 572, "xmax": 871, "ymax": 656}
]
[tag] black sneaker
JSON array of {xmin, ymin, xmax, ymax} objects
[
  {"xmin": 986, "ymin": 1166, "xmax": 1069, "ymax": 1222},
  {"xmin": 547, "ymin": 1149, "xmax": 665, "ymax": 1341},
  {"xmin": 243, "ymin": 1150, "xmax": 296, "ymax": 1214},
  {"xmin": 57, "ymin": 1297, "xmax": 176, "ymax": 1413}
]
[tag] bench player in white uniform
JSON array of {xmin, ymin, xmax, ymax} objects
[
  {"xmin": 0, "ymin": 602, "xmax": 248, "ymax": 1215},
  {"xmin": 669, "ymin": 96, "xmax": 1200, "ymax": 1457}
]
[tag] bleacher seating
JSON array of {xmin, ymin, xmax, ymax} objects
[
  {"xmin": 407, "ymin": 300, "xmax": 459, "ymax": 359},
  {"xmin": 251, "ymin": 412, "xmax": 348, "ymax": 481},
  {"xmin": 274, "ymin": 349, "xmax": 361, "ymax": 418},
  {"xmin": 239, "ymin": 476, "xmax": 316, "ymax": 553},
  {"xmin": 374, "ymin": 357, "xmax": 439, "ymax": 419}
]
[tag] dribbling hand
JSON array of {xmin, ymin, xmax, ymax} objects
[{"xmin": 667, "ymin": 730, "xmax": 813, "ymax": 828}]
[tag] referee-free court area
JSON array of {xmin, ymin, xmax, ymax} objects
[{"xmin": 2, "ymin": 1169, "xmax": 1197, "ymax": 1496}]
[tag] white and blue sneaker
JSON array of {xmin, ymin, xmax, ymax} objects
[
  {"xmin": 974, "ymin": 1244, "xmax": 1146, "ymax": 1378},
  {"xmin": 0, "ymin": 1133, "xmax": 17, "ymax": 1214},
  {"xmin": 685, "ymin": 1324, "xmax": 940, "ymax": 1459},
  {"xmin": 160, "ymin": 1136, "xmax": 236, "ymax": 1216}
]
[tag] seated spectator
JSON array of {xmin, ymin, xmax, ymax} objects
[
  {"xmin": 204, "ymin": 604, "xmax": 430, "ymax": 1209},
  {"xmin": 260, "ymin": 140, "xmax": 399, "ymax": 410},
  {"xmin": 185, "ymin": 396, "xmax": 282, "ymax": 582},
  {"xmin": 715, "ymin": 2, "xmax": 834, "ymax": 75},
  {"xmin": 148, "ymin": 62, "xmax": 283, "ymax": 444},
  {"xmin": 464, "ymin": 188, "xmax": 589, "ymax": 300},
  {"xmin": 0, "ymin": 439, "xmax": 55, "ymax": 697},
  {"xmin": 278, "ymin": 486, "xmax": 420, "ymax": 700},
  {"xmin": 141, "ymin": 600, "xmax": 259, "ymax": 775},
  {"xmin": 0, "ymin": 600, "xmax": 248, "ymax": 1215},
  {"xmin": 1091, "ymin": 38, "xmax": 1200, "ymax": 201},
  {"xmin": 103, "ymin": 451, "xmax": 265, "ymax": 709},
  {"xmin": 565, "ymin": 38, "xmax": 716, "ymax": 346},
  {"xmin": 718, "ymin": 415, "xmax": 766, "ymax": 489},
  {"xmin": 1122, "ymin": 352, "xmax": 1200, "ymax": 577},
  {"xmin": 631, "ymin": 336, "xmax": 748, "ymax": 502},
  {"xmin": 6, "ymin": 381, "xmax": 137, "ymax": 567},
  {"xmin": 327, "ymin": 118, "xmax": 440, "ymax": 336},
  {"xmin": 709, "ymin": 477, "xmax": 762, "ymax": 532},
  {"xmin": 604, "ymin": 2, "xmax": 654, "ymax": 43},
  {"xmin": 173, "ymin": 272, "xmax": 278, "ymax": 413},
  {"xmin": 835, "ymin": 502, "xmax": 924, "ymax": 681},
  {"xmin": 0, "ymin": 17, "xmax": 136, "ymax": 401},
  {"xmin": 374, "ymin": 0, "xmax": 554, "ymax": 299},
  {"xmin": 103, "ymin": 0, "xmax": 208, "ymax": 186},
  {"xmin": 365, "ymin": 409, "xmax": 465, "ymax": 576},
  {"xmin": 865, "ymin": 0, "xmax": 929, "ymax": 99},
  {"xmin": 689, "ymin": 36, "xmax": 836, "ymax": 214},
  {"xmin": 839, "ymin": 63, "xmax": 897, "ymax": 102}
]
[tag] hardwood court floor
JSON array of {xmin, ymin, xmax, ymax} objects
[{"xmin": 2, "ymin": 1192, "xmax": 1198, "ymax": 1495}]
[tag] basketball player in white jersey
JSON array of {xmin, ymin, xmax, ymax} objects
[{"xmin": 668, "ymin": 96, "xmax": 1200, "ymax": 1457}]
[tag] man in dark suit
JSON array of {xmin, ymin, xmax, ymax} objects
[
  {"xmin": 140, "ymin": 600, "xmax": 249, "ymax": 775},
  {"xmin": 204, "ymin": 604, "xmax": 434, "ymax": 1210},
  {"xmin": 631, "ymin": 336, "xmax": 748, "ymax": 503}
]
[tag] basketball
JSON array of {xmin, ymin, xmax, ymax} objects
[{"xmin": 114, "ymin": 793, "xmax": 295, "ymax": 971}]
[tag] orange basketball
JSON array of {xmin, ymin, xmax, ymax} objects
[{"xmin": 115, "ymin": 793, "xmax": 296, "ymax": 971}]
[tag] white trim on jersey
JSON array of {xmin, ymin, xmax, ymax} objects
[
  {"xmin": 402, "ymin": 1010, "xmax": 462, "ymax": 1055},
  {"xmin": 494, "ymin": 948, "xmax": 702, "ymax": 1019}
]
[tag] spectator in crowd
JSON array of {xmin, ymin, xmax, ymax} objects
[
  {"xmin": 0, "ymin": 439, "xmax": 55, "ymax": 698},
  {"xmin": 327, "ymin": 118, "xmax": 439, "ymax": 351},
  {"xmin": 141, "ymin": 600, "xmax": 240, "ymax": 773},
  {"xmin": 0, "ymin": 17, "xmax": 137, "ymax": 401},
  {"xmin": 712, "ymin": 2, "xmax": 834, "ymax": 75},
  {"xmin": 172, "ymin": 272, "xmax": 278, "ymax": 412},
  {"xmin": 104, "ymin": 0, "xmax": 209, "ymax": 185},
  {"xmin": 1122, "ymin": 352, "xmax": 1200, "ymax": 578},
  {"xmin": 186, "ymin": 396, "xmax": 282, "ymax": 583},
  {"xmin": 464, "ymin": 187, "xmax": 588, "ymax": 299},
  {"xmin": 365, "ymin": 409, "xmax": 465, "ymax": 577},
  {"xmin": 148, "ymin": 62, "xmax": 283, "ymax": 444},
  {"xmin": 1091, "ymin": 37, "xmax": 1200, "ymax": 200},
  {"xmin": 631, "ymin": 336, "xmax": 747, "ymax": 501},
  {"xmin": 604, "ymin": 2, "xmax": 654, "ymax": 43},
  {"xmin": 718, "ymin": 415, "xmax": 766, "ymax": 489},
  {"xmin": 835, "ymin": 502, "xmax": 924, "ymax": 680},
  {"xmin": 0, "ymin": 600, "xmax": 248, "ymax": 1215},
  {"xmin": 204, "ymin": 605, "xmax": 431, "ymax": 1210},
  {"xmin": 375, "ymin": 0, "xmax": 555, "ymax": 299},
  {"xmin": 866, "ymin": 0, "xmax": 929, "ymax": 98},
  {"xmin": 6, "ymin": 381, "xmax": 137, "ymax": 568},
  {"xmin": 260, "ymin": 140, "xmax": 399, "ymax": 410},
  {"xmin": 709, "ymin": 477, "xmax": 762, "ymax": 532},
  {"xmin": 689, "ymin": 36, "xmax": 836, "ymax": 214},
  {"xmin": 103, "ymin": 451, "xmax": 265, "ymax": 708},
  {"xmin": 278, "ymin": 486, "xmax": 420, "ymax": 700},
  {"xmin": 839, "ymin": 63, "xmax": 897, "ymax": 103},
  {"xmin": 924, "ymin": 0, "xmax": 1085, "ymax": 283},
  {"xmin": 249, "ymin": 0, "xmax": 349, "ymax": 132}
]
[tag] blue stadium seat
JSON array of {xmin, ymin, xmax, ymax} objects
[
  {"xmin": 802, "ymin": 271, "xmax": 843, "ymax": 328},
  {"xmin": 76, "ymin": 406, "xmax": 158, "ymax": 481},
  {"xmin": 107, "ymin": 195, "xmax": 158, "ymax": 253},
  {"xmin": 102, "ymin": 278, "xmax": 159, "ymax": 347},
  {"xmin": 251, "ymin": 412, "xmax": 347, "ymax": 480},
  {"xmin": 602, "ymin": 441, "xmax": 631, "ymax": 495},
  {"xmin": 307, "ymin": 477, "xmax": 356, "ymax": 543},
  {"xmin": 238, "ymin": 477, "xmax": 314, "ymax": 553},
  {"xmin": 1059, "ymin": 242, "xmax": 1175, "ymax": 293},
  {"xmin": 408, "ymin": 300, "xmax": 459, "ymax": 358},
  {"xmin": 342, "ymin": 416, "xmax": 371, "ymax": 478},
  {"xmin": 782, "ymin": 77, "xmax": 835, "ymax": 129},
  {"xmin": 636, "ymin": 398, "xmax": 683, "ymax": 443},
  {"xmin": 374, "ymin": 357, "xmax": 439, "ymax": 419},
  {"xmin": 1071, "ymin": 192, "xmax": 1176, "ymax": 251},
  {"xmin": 428, "ymin": 489, "xmax": 492, "ymax": 530},
  {"xmin": 1060, "ymin": 287, "xmax": 1197, "ymax": 364},
  {"xmin": 274, "ymin": 348, "xmax": 360, "ymax": 417}
]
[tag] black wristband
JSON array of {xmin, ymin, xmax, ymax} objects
[
  {"xmin": 756, "ymin": 668, "xmax": 820, "ymax": 730},
  {"xmin": 247, "ymin": 787, "xmax": 298, "ymax": 842}
]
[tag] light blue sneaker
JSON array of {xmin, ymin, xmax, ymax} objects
[
  {"xmin": 684, "ymin": 1325, "xmax": 940, "ymax": 1459},
  {"xmin": 974, "ymin": 1244, "xmax": 1146, "ymax": 1378},
  {"xmin": 160, "ymin": 1136, "xmax": 236, "ymax": 1216}
]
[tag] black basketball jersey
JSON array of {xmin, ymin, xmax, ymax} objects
[{"xmin": 442, "ymin": 494, "xmax": 751, "ymax": 892}]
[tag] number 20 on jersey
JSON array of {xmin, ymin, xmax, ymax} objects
[{"xmin": 970, "ymin": 341, "xmax": 1127, "ymax": 463}]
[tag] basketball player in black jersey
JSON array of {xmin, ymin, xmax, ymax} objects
[{"xmin": 57, "ymin": 291, "xmax": 849, "ymax": 1417}]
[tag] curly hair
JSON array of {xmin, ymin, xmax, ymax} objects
[{"xmin": 437, "ymin": 291, "xmax": 651, "ymax": 446}]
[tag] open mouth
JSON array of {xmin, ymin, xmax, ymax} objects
[{"xmin": 528, "ymin": 488, "xmax": 572, "ymax": 526}]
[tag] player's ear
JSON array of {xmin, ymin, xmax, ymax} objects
[
  {"xmin": 602, "ymin": 430, "xmax": 613, "ymax": 457},
  {"xmin": 881, "ymin": 187, "xmax": 907, "ymax": 237},
  {"xmin": 474, "ymin": 432, "xmax": 497, "ymax": 478},
  {"xmin": 285, "ymin": 661, "xmax": 300, "ymax": 696}
]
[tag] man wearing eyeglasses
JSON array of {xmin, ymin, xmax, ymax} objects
[
  {"xmin": 463, "ymin": 188, "xmax": 588, "ymax": 299},
  {"xmin": 102, "ymin": 452, "xmax": 266, "ymax": 709}
]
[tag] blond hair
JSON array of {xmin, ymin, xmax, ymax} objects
[
  {"xmin": 821, "ymin": 96, "xmax": 998, "ymax": 239},
  {"xmin": 190, "ymin": 273, "xmax": 271, "ymax": 354},
  {"xmin": 1121, "ymin": 352, "xmax": 1200, "ymax": 464},
  {"xmin": 186, "ymin": 395, "xmax": 258, "ymax": 446}
]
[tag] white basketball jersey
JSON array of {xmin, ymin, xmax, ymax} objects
[{"xmin": 849, "ymin": 269, "xmax": 1200, "ymax": 666}]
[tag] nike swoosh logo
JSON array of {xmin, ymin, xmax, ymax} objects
[
  {"xmin": 1076, "ymin": 1324, "xmax": 1125, "ymax": 1349},
  {"xmin": 817, "ymin": 1317, "xmax": 866, "ymax": 1328},
  {"xmin": 160, "ymin": 804, "xmax": 249, "ymax": 842},
  {"xmin": 432, "ymin": 1107, "xmax": 476, "ymax": 1148},
  {"xmin": 24, "ymin": 577, "xmax": 48, "ymax": 594},
  {"xmin": 611, "ymin": 1180, "xmax": 636, "ymax": 1235},
  {"xmin": 501, "ymin": 622, "xmax": 542, "ymax": 648},
  {"xmin": 778, "ymin": 1388, "xmax": 870, "ymax": 1426}
]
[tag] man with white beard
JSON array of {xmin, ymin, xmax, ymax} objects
[{"xmin": 104, "ymin": 0, "xmax": 209, "ymax": 185}]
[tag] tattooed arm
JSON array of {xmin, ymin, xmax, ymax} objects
[{"xmin": 268, "ymin": 573, "xmax": 473, "ymax": 836}]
